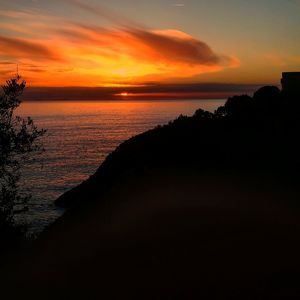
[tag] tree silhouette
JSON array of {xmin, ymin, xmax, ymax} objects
[{"xmin": 0, "ymin": 76, "xmax": 46, "ymax": 239}]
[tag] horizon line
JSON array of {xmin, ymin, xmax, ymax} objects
[{"xmin": 22, "ymin": 83, "xmax": 279, "ymax": 101}]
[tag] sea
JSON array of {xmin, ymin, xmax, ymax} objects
[{"xmin": 16, "ymin": 99, "xmax": 225, "ymax": 233}]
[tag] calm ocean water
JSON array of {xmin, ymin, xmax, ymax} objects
[{"xmin": 16, "ymin": 99, "xmax": 225, "ymax": 233}]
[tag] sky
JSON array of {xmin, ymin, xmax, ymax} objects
[{"xmin": 0, "ymin": 0, "xmax": 299, "ymax": 98}]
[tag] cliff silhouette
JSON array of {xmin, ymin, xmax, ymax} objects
[
  {"xmin": 2, "ymin": 75, "xmax": 300, "ymax": 299},
  {"xmin": 55, "ymin": 81, "xmax": 300, "ymax": 209}
]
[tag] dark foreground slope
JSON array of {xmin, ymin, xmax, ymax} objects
[{"xmin": 2, "ymin": 87, "xmax": 300, "ymax": 299}]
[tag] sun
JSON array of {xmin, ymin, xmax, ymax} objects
[{"xmin": 114, "ymin": 92, "xmax": 132, "ymax": 97}]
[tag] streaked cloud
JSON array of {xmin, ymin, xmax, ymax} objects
[
  {"xmin": 0, "ymin": 61, "xmax": 15, "ymax": 65},
  {"xmin": 0, "ymin": 1, "xmax": 239, "ymax": 86},
  {"xmin": 0, "ymin": 36, "xmax": 62, "ymax": 61},
  {"xmin": 22, "ymin": 83, "xmax": 262, "ymax": 101},
  {"xmin": 0, "ymin": 9, "xmax": 36, "ymax": 18},
  {"xmin": 63, "ymin": 0, "xmax": 142, "ymax": 28}
]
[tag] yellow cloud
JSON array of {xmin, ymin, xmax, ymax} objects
[{"xmin": 0, "ymin": 10, "xmax": 239, "ymax": 86}]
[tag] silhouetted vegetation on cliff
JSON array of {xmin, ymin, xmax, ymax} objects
[
  {"xmin": 56, "ymin": 85, "xmax": 300, "ymax": 208},
  {"xmin": 0, "ymin": 77, "xmax": 46, "ymax": 250},
  {"xmin": 3, "ymin": 84, "xmax": 300, "ymax": 300}
]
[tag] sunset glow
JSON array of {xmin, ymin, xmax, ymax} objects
[
  {"xmin": 0, "ymin": 0, "xmax": 300, "ymax": 95},
  {"xmin": 0, "ymin": 24, "xmax": 238, "ymax": 87}
]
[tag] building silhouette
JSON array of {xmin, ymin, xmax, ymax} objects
[{"xmin": 281, "ymin": 72, "xmax": 300, "ymax": 92}]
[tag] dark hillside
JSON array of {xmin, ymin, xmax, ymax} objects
[
  {"xmin": 2, "ymin": 87, "xmax": 300, "ymax": 299},
  {"xmin": 56, "ymin": 86, "xmax": 300, "ymax": 209}
]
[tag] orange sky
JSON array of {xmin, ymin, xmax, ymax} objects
[
  {"xmin": 0, "ymin": 24, "xmax": 239, "ymax": 87},
  {"xmin": 0, "ymin": 0, "xmax": 299, "ymax": 92}
]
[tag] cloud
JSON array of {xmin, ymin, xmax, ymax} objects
[
  {"xmin": 0, "ymin": 36, "xmax": 62, "ymax": 61},
  {"xmin": 0, "ymin": 61, "xmax": 15, "ymax": 65},
  {"xmin": 0, "ymin": 9, "xmax": 36, "ymax": 18},
  {"xmin": 125, "ymin": 28, "xmax": 222, "ymax": 65},
  {"xmin": 57, "ymin": 22, "xmax": 238, "ymax": 68},
  {"xmin": 0, "ymin": 1, "xmax": 239, "ymax": 86},
  {"xmin": 22, "ymin": 83, "xmax": 262, "ymax": 101},
  {"xmin": 60, "ymin": 24, "xmax": 239, "ymax": 79},
  {"xmin": 63, "ymin": 0, "xmax": 142, "ymax": 28}
]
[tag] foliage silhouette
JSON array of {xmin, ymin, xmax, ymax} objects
[
  {"xmin": 56, "ymin": 84, "xmax": 300, "ymax": 208},
  {"xmin": 12, "ymin": 83, "xmax": 300, "ymax": 300},
  {"xmin": 2, "ymin": 82, "xmax": 300, "ymax": 299},
  {"xmin": 0, "ymin": 76, "xmax": 46, "ymax": 244}
]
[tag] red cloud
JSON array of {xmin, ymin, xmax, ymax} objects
[
  {"xmin": 0, "ymin": 3, "xmax": 239, "ymax": 86},
  {"xmin": 0, "ymin": 36, "xmax": 62, "ymax": 61}
]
